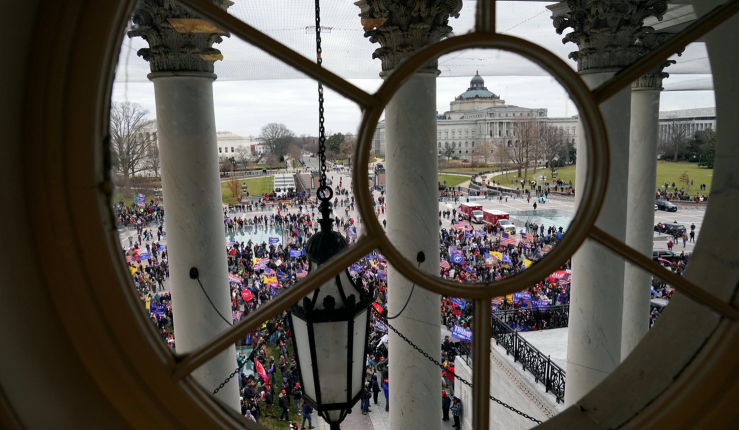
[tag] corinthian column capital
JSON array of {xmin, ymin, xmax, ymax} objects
[
  {"xmin": 128, "ymin": 0, "xmax": 232, "ymax": 74},
  {"xmin": 549, "ymin": 0, "xmax": 668, "ymax": 72},
  {"xmin": 354, "ymin": 0, "xmax": 463, "ymax": 72}
]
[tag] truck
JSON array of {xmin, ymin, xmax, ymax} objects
[
  {"xmin": 483, "ymin": 210, "xmax": 516, "ymax": 233},
  {"xmin": 458, "ymin": 203, "xmax": 484, "ymax": 223},
  {"xmin": 482, "ymin": 209, "xmax": 509, "ymax": 226}
]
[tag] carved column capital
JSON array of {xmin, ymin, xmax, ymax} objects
[
  {"xmin": 128, "ymin": 0, "xmax": 232, "ymax": 74},
  {"xmin": 354, "ymin": 0, "xmax": 463, "ymax": 72},
  {"xmin": 550, "ymin": 0, "xmax": 668, "ymax": 73},
  {"xmin": 632, "ymin": 59, "xmax": 674, "ymax": 90}
]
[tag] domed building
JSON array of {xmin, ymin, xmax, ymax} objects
[{"xmin": 371, "ymin": 72, "xmax": 580, "ymax": 159}]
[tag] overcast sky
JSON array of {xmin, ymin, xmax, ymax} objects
[{"xmin": 111, "ymin": 74, "xmax": 715, "ymax": 138}]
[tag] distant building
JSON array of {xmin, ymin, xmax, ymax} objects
[
  {"xmin": 372, "ymin": 72, "xmax": 579, "ymax": 157},
  {"xmin": 658, "ymin": 107, "xmax": 716, "ymax": 142},
  {"xmin": 215, "ymin": 131, "xmax": 261, "ymax": 156}
]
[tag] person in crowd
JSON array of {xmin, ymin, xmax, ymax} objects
[
  {"xmin": 442, "ymin": 391, "xmax": 451, "ymax": 422},
  {"xmin": 279, "ymin": 389, "xmax": 290, "ymax": 421},
  {"xmin": 300, "ymin": 400, "xmax": 314, "ymax": 429},
  {"xmin": 451, "ymin": 396, "xmax": 463, "ymax": 429}
]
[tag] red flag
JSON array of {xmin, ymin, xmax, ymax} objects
[
  {"xmin": 255, "ymin": 358, "xmax": 268, "ymax": 383},
  {"xmin": 241, "ymin": 289, "xmax": 253, "ymax": 302},
  {"xmin": 372, "ymin": 302, "xmax": 384, "ymax": 314}
]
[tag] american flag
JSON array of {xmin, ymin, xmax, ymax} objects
[
  {"xmin": 558, "ymin": 278, "xmax": 570, "ymax": 286},
  {"xmin": 440, "ymin": 259, "xmax": 451, "ymax": 270},
  {"xmin": 491, "ymin": 297, "xmax": 503, "ymax": 306},
  {"xmin": 522, "ymin": 233, "xmax": 534, "ymax": 242},
  {"xmin": 296, "ymin": 268, "xmax": 307, "ymax": 278},
  {"xmin": 501, "ymin": 232, "xmax": 517, "ymax": 246}
]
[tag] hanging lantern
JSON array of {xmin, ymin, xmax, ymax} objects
[{"xmin": 288, "ymin": 186, "xmax": 372, "ymax": 429}]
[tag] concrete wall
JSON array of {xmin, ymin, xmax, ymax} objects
[{"xmin": 454, "ymin": 339, "xmax": 563, "ymax": 430}]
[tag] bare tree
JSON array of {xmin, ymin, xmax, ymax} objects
[
  {"xmin": 259, "ymin": 123, "xmax": 296, "ymax": 157},
  {"xmin": 288, "ymin": 144, "xmax": 303, "ymax": 163},
  {"xmin": 539, "ymin": 125, "xmax": 567, "ymax": 175},
  {"xmin": 235, "ymin": 146, "xmax": 252, "ymax": 169},
  {"xmin": 661, "ymin": 120, "xmax": 690, "ymax": 161},
  {"xmin": 509, "ymin": 117, "xmax": 542, "ymax": 183},
  {"xmin": 304, "ymin": 139, "xmax": 318, "ymax": 155},
  {"xmin": 145, "ymin": 144, "xmax": 161, "ymax": 178},
  {"xmin": 226, "ymin": 176, "xmax": 240, "ymax": 199},
  {"xmin": 442, "ymin": 144, "xmax": 455, "ymax": 164},
  {"xmin": 263, "ymin": 152, "xmax": 279, "ymax": 166},
  {"xmin": 109, "ymin": 102, "xmax": 154, "ymax": 186},
  {"xmin": 219, "ymin": 156, "xmax": 234, "ymax": 174},
  {"xmin": 472, "ymin": 139, "xmax": 495, "ymax": 166}
]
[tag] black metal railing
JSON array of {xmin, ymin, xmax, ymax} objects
[
  {"xmin": 491, "ymin": 316, "xmax": 566, "ymax": 403},
  {"xmin": 495, "ymin": 305, "xmax": 570, "ymax": 332}
]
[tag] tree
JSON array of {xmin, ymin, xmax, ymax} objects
[
  {"xmin": 325, "ymin": 132, "xmax": 345, "ymax": 154},
  {"xmin": 226, "ymin": 176, "xmax": 240, "ymax": 199},
  {"xmin": 507, "ymin": 117, "xmax": 541, "ymax": 182},
  {"xmin": 144, "ymin": 144, "xmax": 161, "ymax": 178},
  {"xmin": 263, "ymin": 152, "xmax": 279, "ymax": 166},
  {"xmin": 697, "ymin": 129, "xmax": 716, "ymax": 168},
  {"xmin": 304, "ymin": 140, "xmax": 318, "ymax": 155},
  {"xmin": 539, "ymin": 125, "xmax": 567, "ymax": 175},
  {"xmin": 660, "ymin": 120, "xmax": 690, "ymax": 161},
  {"xmin": 259, "ymin": 123, "xmax": 295, "ymax": 157},
  {"xmin": 109, "ymin": 102, "xmax": 154, "ymax": 186},
  {"xmin": 678, "ymin": 171, "xmax": 691, "ymax": 191},
  {"xmin": 288, "ymin": 144, "xmax": 303, "ymax": 163},
  {"xmin": 235, "ymin": 146, "xmax": 252, "ymax": 168},
  {"xmin": 442, "ymin": 145, "xmax": 455, "ymax": 164},
  {"xmin": 472, "ymin": 139, "xmax": 495, "ymax": 166},
  {"xmin": 219, "ymin": 156, "xmax": 234, "ymax": 174}
]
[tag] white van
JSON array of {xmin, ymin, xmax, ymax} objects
[{"xmin": 497, "ymin": 219, "xmax": 517, "ymax": 234}]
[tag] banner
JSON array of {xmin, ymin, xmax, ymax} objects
[
  {"xmin": 289, "ymin": 249, "xmax": 302, "ymax": 258},
  {"xmin": 149, "ymin": 303, "xmax": 166, "ymax": 315},
  {"xmin": 450, "ymin": 298, "xmax": 466, "ymax": 309},
  {"xmin": 228, "ymin": 273, "xmax": 242, "ymax": 284},
  {"xmin": 474, "ymin": 230, "xmax": 486, "ymax": 237},
  {"xmin": 241, "ymin": 290, "xmax": 253, "ymax": 303},
  {"xmin": 373, "ymin": 317, "xmax": 388, "ymax": 333},
  {"xmin": 532, "ymin": 299, "xmax": 550, "ymax": 310},
  {"xmin": 269, "ymin": 237, "xmax": 280, "ymax": 244},
  {"xmin": 139, "ymin": 252, "xmax": 151, "ymax": 260},
  {"xmin": 264, "ymin": 275, "xmax": 278, "ymax": 288},
  {"xmin": 274, "ymin": 259, "xmax": 282, "ymax": 267},
  {"xmin": 463, "ymin": 231, "xmax": 473, "ymax": 239},
  {"xmin": 277, "ymin": 270, "xmax": 290, "ymax": 282},
  {"xmin": 372, "ymin": 302, "xmax": 384, "ymax": 314},
  {"xmin": 253, "ymin": 257, "xmax": 269, "ymax": 268},
  {"xmin": 377, "ymin": 270, "xmax": 387, "ymax": 281},
  {"xmin": 451, "ymin": 325, "xmax": 472, "ymax": 342},
  {"xmin": 347, "ymin": 229, "xmax": 357, "ymax": 237},
  {"xmin": 158, "ymin": 245, "xmax": 165, "ymax": 251}
]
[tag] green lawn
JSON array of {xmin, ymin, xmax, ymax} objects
[
  {"xmin": 252, "ymin": 344, "xmax": 302, "ymax": 430},
  {"xmin": 221, "ymin": 177, "xmax": 274, "ymax": 204},
  {"xmin": 440, "ymin": 164, "xmax": 506, "ymax": 173},
  {"xmin": 439, "ymin": 174, "xmax": 469, "ymax": 187},
  {"xmin": 489, "ymin": 162, "xmax": 714, "ymax": 193}
]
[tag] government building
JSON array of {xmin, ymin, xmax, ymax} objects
[{"xmin": 371, "ymin": 72, "xmax": 580, "ymax": 157}]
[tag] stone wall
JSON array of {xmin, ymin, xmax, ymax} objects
[{"xmin": 454, "ymin": 339, "xmax": 563, "ymax": 430}]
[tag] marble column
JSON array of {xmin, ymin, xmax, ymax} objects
[
  {"xmin": 549, "ymin": 0, "xmax": 668, "ymax": 407},
  {"xmin": 356, "ymin": 1, "xmax": 461, "ymax": 428},
  {"xmin": 622, "ymin": 64, "xmax": 671, "ymax": 360},
  {"xmin": 129, "ymin": 0, "xmax": 239, "ymax": 410}
]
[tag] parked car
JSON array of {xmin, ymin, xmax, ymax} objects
[
  {"xmin": 653, "ymin": 249, "xmax": 676, "ymax": 264},
  {"xmin": 654, "ymin": 223, "xmax": 687, "ymax": 237},
  {"xmin": 656, "ymin": 200, "xmax": 678, "ymax": 212}
]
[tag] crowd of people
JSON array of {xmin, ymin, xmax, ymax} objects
[
  {"xmin": 656, "ymin": 181, "xmax": 709, "ymax": 202},
  {"xmin": 117, "ymin": 166, "xmax": 689, "ymax": 427}
]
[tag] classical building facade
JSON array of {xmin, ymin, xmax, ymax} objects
[
  {"xmin": 371, "ymin": 72, "xmax": 580, "ymax": 157},
  {"xmin": 658, "ymin": 107, "xmax": 716, "ymax": 142}
]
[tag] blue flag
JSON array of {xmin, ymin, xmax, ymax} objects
[
  {"xmin": 289, "ymin": 249, "xmax": 302, "ymax": 258},
  {"xmin": 450, "ymin": 298, "xmax": 466, "ymax": 309},
  {"xmin": 451, "ymin": 325, "xmax": 472, "ymax": 342},
  {"xmin": 269, "ymin": 237, "xmax": 280, "ymax": 244}
]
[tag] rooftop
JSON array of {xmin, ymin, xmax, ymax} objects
[{"xmin": 659, "ymin": 107, "xmax": 716, "ymax": 119}]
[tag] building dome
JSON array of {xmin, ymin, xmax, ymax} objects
[{"xmin": 456, "ymin": 71, "xmax": 498, "ymax": 100}]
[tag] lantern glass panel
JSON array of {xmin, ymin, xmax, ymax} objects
[
  {"xmin": 326, "ymin": 410, "xmax": 342, "ymax": 423},
  {"xmin": 313, "ymin": 320, "xmax": 349, "ymax": 404},
  {"xmin": 290, "ymin": 313, "xmax": 317, "ymax": 402},
  {"xmin": 351, "ymin": 308, "xmax": 369, "ymax": 399},
  {"xmin": 310, "ymin": 262, "xmax": 358, "ymax": 310}
]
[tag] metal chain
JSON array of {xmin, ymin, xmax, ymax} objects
[
  {"xmin": 314, "ymin": 0, "xmax": 327, "ymax": 190},
  {"xmin": 371, "ymin": 307, "xmax": 543, "ymax": 424},
  {"xmin": 213, "ymin": 363, "xmax": 243, "ymax": 395}
]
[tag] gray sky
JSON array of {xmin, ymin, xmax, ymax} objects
[{"xmin": 111, "ymin": 74, "xmax": 715, "ymax": 138}]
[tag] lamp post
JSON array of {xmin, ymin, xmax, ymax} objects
[{"xmin": 287, "ymin": 3, "xmax": 372, "ymax": 427}]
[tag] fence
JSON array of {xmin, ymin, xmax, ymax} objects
[
  {"xmin": 491, "ymin": 315, "xmax": 566, "ymax": 403},
  {"xmin": 495, "ymin": 305, "xmax": 570, "ymax": 332}
]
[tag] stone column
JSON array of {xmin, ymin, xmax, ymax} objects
[
  {"xmin": 129, "ymin": 0, "xmax": 239, "ymax": 410},
  {"xmin": 357, "ymin": 1, "xmax": 461, "ymax": 428},
  {"xmin": 550, "ymin": 0, "xmax": 667, "ymax": 406},
  {"xmin": 622, "ymin": 61, "xmax": 672, "ymax": 360}
]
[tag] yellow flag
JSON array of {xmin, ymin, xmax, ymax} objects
[
  {"xmin": 145, "ymin": 296, "xmax": 151, "ymax": 310},
  {"xmin": 523, "ymin": 259, "xmax": 533, "ymax": 268}
]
